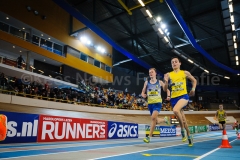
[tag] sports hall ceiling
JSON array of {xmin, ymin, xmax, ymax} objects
[{"xmin": 61, "ymin": 0, "xmax": 240, "ymax": 87}]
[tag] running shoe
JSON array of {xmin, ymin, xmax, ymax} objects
[
  {"xmin": 181, "ymin": 130, "xmax": 187, "ymax": 142},
  {"xmin": 143, "ymin": 136, "xmax": 150, "ymax": 143},
  {"xmin": 188, "ymin": 135, "xmax": 194, "ymax": 147},
  {"xmin": 164, "ymin": 116, "xmax": 170, "ymax": 126},
  {"xmin": 0, "ymin": 114, "xmax": 7, "ymax": 141}
]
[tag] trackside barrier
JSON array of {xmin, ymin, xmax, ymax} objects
[{"xmin": 0, "ymin": 111, "xmax": 139, "ymax": 144}]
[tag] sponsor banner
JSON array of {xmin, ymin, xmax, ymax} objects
[
  {"xmin": 37, "ymin": 115, "xmax": 107, "ymax": 142},
  {"xmin": 196, "ymin": 125, "xmax": 207, "ymax": 133},
  {"xmin": 160, "ymin": 126, "xmax": 176, "ymax": 137},
  {"xmin": 209, "ymin": 124, "xmax": 219, "ymax": 131},
  {"xmin": 176, "ymin": 126, "xmax": 181, "ymax": 136},
  {"xmin": 138, "ymin": 124, "xmax": 146, "ymax": 138},
  {"xmin": 108, "ymin": 121, "xmax": 138, "ymax": 139},
  {"xmin": 188, "ymin": 126, "xmax": 195, "ymax": 134},
  {"xmin": 146, "ymin": 125, "xmax": 160, "ymax": 137},
  {"xmin": 226, "ymin": 124, "xmax": 233, "ymax": 130},
  {"xmin": 0, "ymin": 111, "xmax": 39, "ymax": 144}
]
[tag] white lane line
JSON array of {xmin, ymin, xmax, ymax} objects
[
  {"xmin": 0, "ymin": 139, "xmax": 181, "ymax": 160},
  {"xmin": 90, "ymin": 137, "xmax": 228, "ymax": 160},
  {"xmin": 193, "ymin": 139, "xmax": 237, "ymax": 160}
]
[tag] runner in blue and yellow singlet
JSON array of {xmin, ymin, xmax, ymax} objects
[
  {"xmin": 142, "ymin": 68, "xmax": 170, "ymax": 143},
  {"xmin": 163, "ymin": 57, "xmax": 197, "ymax": 147}
]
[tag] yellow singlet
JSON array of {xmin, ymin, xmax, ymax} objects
[
  {"xmin": 169, "ymin": 70, "xmax": 187, "ymax": 98},
  {"xmin": 218, "ymin": 110, "xmax": 225, "ymax": 122}
]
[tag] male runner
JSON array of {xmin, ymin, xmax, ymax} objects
[
  {"xmin": 0, "ymin": 114, "xmax": 7, "ymax": 141},
  {"xmin": 163, "ymin": 57, "xmax": 197, "ymax": 147},
  {"xmin": 215, "ymin": 104, "xmax": 227, "ymax": 130},
  {"xmin": 142, "ymin": 68, "xmax": 170, "ymax": 143}
]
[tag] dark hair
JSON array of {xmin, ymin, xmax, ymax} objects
[
  {"xmin": 149, "ymin": 68, "xmax": 157, "ymax": 73},
  {"xmin": 171, "ymin": 56, "xmax": 181, "ymax": 62}
]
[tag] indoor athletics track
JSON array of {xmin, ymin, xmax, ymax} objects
[{"xmin": 0, "ymin": 130, "xmax": 239, "ymax": 160}]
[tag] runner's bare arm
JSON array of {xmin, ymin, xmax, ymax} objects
[
  {"xmin": 163, "ymin": 73, "xmax": 169, "ymax": 92},
  {"xmin": 141, "ymin": 81, "xmax": 148, "ymax": 98},
  {"xmin": 160, "ymin": 80, "xmax": 170, "ymax": 95},
  {"xmin": 184, "ymin": 71, "xmax": 197, "ymax": 96}
]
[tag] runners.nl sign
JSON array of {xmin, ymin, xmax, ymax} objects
[{"xmin": 0, "ymin": 111, "xmax": 39, "ymax": 144}]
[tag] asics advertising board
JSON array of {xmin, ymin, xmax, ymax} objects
[
  {"xmin": 37, "ymin": 115, "xmax": 107, "ymax": 142},
  {"xmin": 160, "ymin": 126, "xmax": 176, "ymax": 137},
  {"xmin": 108, "ymin": 121, "xmax": 138, "ymax": 139},
  {"xmin": 0, "ymin": 111, "xmax": 39, "ymax": 144}
]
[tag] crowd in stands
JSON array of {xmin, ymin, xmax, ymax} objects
[{"xmin": 0, "ymin": 72, "xmax": 238, "ymax": 111}]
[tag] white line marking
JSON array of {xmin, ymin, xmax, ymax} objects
[
  {"xmin": 193, "ymin": 139, "xmax": 237, "ymax": 160},
  {"xmin": 0, "ymin": 137, "xmax": 177, "ymax": 153},
  {"xmin": 0, "ymin": 136, "xmax": 222, "ymax": 160},
  {"xmin": 90, "ymin": 137, "xmax": 228, "ymax": 160}
]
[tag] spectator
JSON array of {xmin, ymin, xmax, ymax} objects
[{"xmin": 16, "ymin": 55, "xmax": 25, "ymax": 69}]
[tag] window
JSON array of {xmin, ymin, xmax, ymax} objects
[
  {"xmin": 105, "ymin": 65, "xmax": 111, "ymax": 73},
  {"xmin": 80, "ymin": 53, "xmax": 87, "ymax": 62},
  {"xmin": 0, "ymin": 22, "xmax": 9, "ymax": 32},
  {"xmin": 88, "ymin": 56, "xmax": 94, "ymax": 65},
  {"xmin": 54, "ymin": 43, "xmax": 63, "ymax": 56},
  {"xmin": 10, "ymin": 26, "xmax": 25, "ymax": 39},
  {"xmin": 94, "ymin": 60, "xmax": 100, "ymax": 68},
  {"xmin": 32, "ymin": 35, "xmax": 40, "ymax": 46},
  {"xmin": 25, "ymin": 32, "xmax": 30, "ymax": 42},
  {"xmin": 66, "ymin": 46, "xmax": 79, "ymax": 58},
  {"xmin": 40, "ymin": 39, "xmax": 53, "ymax": 51},
  {"xmin": 101, "ymin": 62, "xmax": 105, "ymax": 70}
]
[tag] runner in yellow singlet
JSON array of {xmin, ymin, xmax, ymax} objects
[
  {"xmin": 163, "ymin": 57, "xmax": 197, "ymax": 147},
  {"xmin": 215, "ymin": 104, "xmax": 227, "ymax": 130}
]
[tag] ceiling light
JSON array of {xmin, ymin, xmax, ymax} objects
[
  {"xmin": 237, "ymin": 61, "xmax": 239, "ymax": 66},
  {"xmin": 204, "ymin": 70, "xmax": 209, "ymax": 73},
  {"xmin": 34, "ymin": 10, "xmax": 39, "ymax": 15},
  {"xmin": 233, "ymin": 35, "xmax": 236, "ymax": 42},
  {"xmin": 234, "ymin": 43, "xmax": 237, "ymax": 48},
  {"xmin": 237, "ymin": 74, "xmax": 240, "ymax": 76},
  {"xmin": 188, "ymin": 59, "xmax": 193, "ymax": 63},
  {"xmin": 230, "ymin": 15, "xmax": 234, "ymax": 23},
  {"xmin": 48, "ymin": 38, "xmax": 51, "ymax": 40},
  {"xmin": 44, "ymin": 59, "xmax": 45, "ymax": 61},
  {"xmin": 19, "ymin": 51, "xmax": 22, "ymax": 52},
  {"xmin": 229, "ymin": 4, "xmax": 233, "ymax": 13},
  {"xmin": 164, "ymin": 29, "xmax": 168, "ymax": 33},
  {"xmin": 161, "ymin": 23, "xmax": 166, "ymax": 29},
  {"xmin": 22, "ymin": 28, "xmax": 25, "ymax": 30},
  {"xmin": 146, "ymin": 9, "xmax": 152, "ymax": 18},
  {"xmin": 156, "ymin": 16, "xmax": 161, "ymax": 22},
  {"xmin": 138, "ymin": 0, "xmax": 145, "ymax": 7},
  {"xmin": 158, "ymin": 28, "xmax": 164, "ymax": 34},
  {"xmin": 236, "ymin": 56, "xmax": 238, "ymax": 61},
  {"xmin": 6, "ymin": 17, "xmax": 9, "ymax": 19},
  {"xmin": 26, "ymin": 6, "xmax": 31, "ymax": 11},
  {"xmin": 41, "ymin": 34, "xmax": 43, "ymax": 36},
  {"xmin": 13, "ymin": 46, "xmax": 15, "ymax": 48},
  {"xmin": 167, "ymin": 32, "xmax": 170, "ymax": 36},
  {"xmin": 232, "ymin": 24, "xmax": 235, "ymax": 31},
  {"xmin": 224, "ymin": 76, "xmax": 230, "ymax": 79},
  {"xmin": 164, "ymin": 36, "xmax": 169, "ymax": 43}
]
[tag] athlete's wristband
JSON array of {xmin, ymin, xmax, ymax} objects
[{"xmin": 191, "ymin": 88, "xmax": 195, "ymax": 91}]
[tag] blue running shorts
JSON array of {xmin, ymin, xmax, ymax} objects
[
  {"xmin": 148, "ymin": 103, "xmax": 162, "ymax": 115},
  {"xmin": 170, "ymin": 94, "xmax": 189, "ymax": 108}
]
